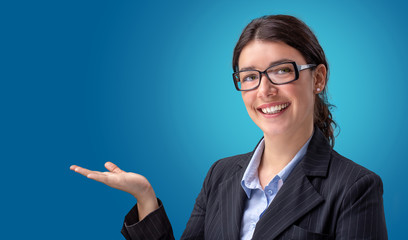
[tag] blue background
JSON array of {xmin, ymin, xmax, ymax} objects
[{"xmin": 1, "ymin": 0, "xmax": 406, "ymax": 239}]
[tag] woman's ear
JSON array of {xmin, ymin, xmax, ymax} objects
[{"xmin": 313, "ymin": 64, "xmax": 327, "ymax": 94}]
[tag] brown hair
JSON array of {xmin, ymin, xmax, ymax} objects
[{"xmin": 232, "ymin": 15, "xmax": 337, "ymax": 146}]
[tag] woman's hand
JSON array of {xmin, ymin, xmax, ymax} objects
[{"xmin": 70, "ymin": 162, "xmax": 159, "ymax": 220}]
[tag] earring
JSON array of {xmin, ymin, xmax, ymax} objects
[{"xmin": 316, "ymin": 88, "xmax": 321, "ymax": 92}]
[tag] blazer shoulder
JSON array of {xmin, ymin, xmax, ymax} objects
[
  {"xmin": 211, "ymin": 152, "xmax": 251, "ymax": 176},
  {"xmin": 202, "ymin": 152, "xmax": 252, "ymax": 189},
  {"xmin": 329, "ymin": 150, "xmax": 383, "ymax": 187}
]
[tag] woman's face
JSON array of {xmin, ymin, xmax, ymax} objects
[{"xmin": 239, "ymin": 40, "xmax": 319, "ymax": 138}]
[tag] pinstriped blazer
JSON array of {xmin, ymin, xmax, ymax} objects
[{"xmin": 121, "ymin": 128, "xmax": 388, "ymax": 239}]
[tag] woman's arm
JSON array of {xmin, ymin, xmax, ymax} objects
[
  {"xmin": 336, "ymin": 172, "xmax": 387, "ymax": 239},
  {"xmin": 70, "ymin": 161, "xmax": 216, "ymax": 240},
  {"xmin": 70, "ymin": 162, "xmax": 158, "ymax": 221}
]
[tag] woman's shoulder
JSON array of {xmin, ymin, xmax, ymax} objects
[
  {"xmin": 202, "ymin": 152, "xmax": 253, "ymax": 185},
  {"xmin": 215, "ymin": 152, "xmax": 252, "ymax": 168},
  {"xmin": 327, "ymin": 149, "xmax": 383, "ymax": 189}
]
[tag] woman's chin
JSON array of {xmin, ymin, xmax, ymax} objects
[{"xmin": 259, "ymin": 125, "xmax": 289, "ymax": 137}]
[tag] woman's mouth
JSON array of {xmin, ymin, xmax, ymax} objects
[{"xmin": 259, "ymin": 103, "xmax": 290, "ymax": 115}]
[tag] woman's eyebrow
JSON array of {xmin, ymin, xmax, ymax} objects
[{"xmin": 239, "ymin": 58, "xmax": 294, "ymax": 71}]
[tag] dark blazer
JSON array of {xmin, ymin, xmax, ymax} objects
[{"xmin": 121, "ymin": 128, "xmax": 387, "ymax": 239}]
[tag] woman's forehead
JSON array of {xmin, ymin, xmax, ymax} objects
[{"xmin": 238, "ymin": 40, "xmax": 306, "ymax": 70}]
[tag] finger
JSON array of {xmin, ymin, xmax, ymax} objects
[
  {"xmin": 105, "ymin": 162, "xmax": 124, "ymax": 173},
  {"xmin": 87, "ymin": 172, "xmax": 111, "ymax": 184},
  {"xmin": 71, "ymin": 165, "xmax": 99, "ymax": 177}
]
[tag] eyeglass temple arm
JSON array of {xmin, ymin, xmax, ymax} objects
[{"xmin": 298, "ymin": 64, "xmax": 317, "ymax": 71}]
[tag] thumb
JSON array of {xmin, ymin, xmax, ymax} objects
[{"xmin": 105, "ymin": 162, "xmax": 125, "ymax": 173}]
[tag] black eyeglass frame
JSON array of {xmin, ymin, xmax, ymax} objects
[{"xmin": 232, "ymin": 61, "xmax": 317, "ymax": 91}]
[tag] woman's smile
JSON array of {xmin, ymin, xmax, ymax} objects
[{"xmin": 257, "ymin": 102, "xmax": 291, "ymax": 117}]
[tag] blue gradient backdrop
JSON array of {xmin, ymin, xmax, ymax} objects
[{"xmin": 1, "ymin": 0, "xmax": 406, "ymax": 239}]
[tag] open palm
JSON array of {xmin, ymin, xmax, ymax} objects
[{"xmin": 70, "ymin": 162, "xmax": 158, "ymax": 220}]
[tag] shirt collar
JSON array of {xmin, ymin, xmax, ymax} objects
[{"xmin": 241, "ymin": 134, "xmax": 313, "ymax": 198}]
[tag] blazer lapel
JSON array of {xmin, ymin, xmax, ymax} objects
[
  {"xmin": 252, "ymin": 165, "xmax": 323, "ymax": 239},
  {"xmin": 252, "ymin": 128, "xmax": 331, "ymax": 239}
]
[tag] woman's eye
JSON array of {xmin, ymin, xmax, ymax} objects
[
  {"xmin": 277, "ymin": 68, "xmax": 292, "ymax": 74},
  {"xmin": 242, "ymin": 74, "xmax": 258, "ymax": 82}
]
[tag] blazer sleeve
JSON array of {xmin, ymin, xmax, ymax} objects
[
  {"xmin": 121, "ymin": 161, "xmax": 219, "ymax": 240},
  {"xmin": 336, "ymin": 172, "xmax": 388, "ymax": 239},
  {"xmin": 121, "ymin": 198, "xmax": 175, "ymax": 240}
]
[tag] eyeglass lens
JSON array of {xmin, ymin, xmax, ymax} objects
[{"xmin": 236, "ymin": 63, "xmax": 296, "ymax": 90}]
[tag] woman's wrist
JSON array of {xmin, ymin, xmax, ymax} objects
[{"xmin": 134, "ymin": 186, "xmax": 159, "ymax": 221}]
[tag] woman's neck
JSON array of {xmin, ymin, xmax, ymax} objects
[{"xmin": 259, "ymin": 125, "xmax": 313, "ymax": 177}]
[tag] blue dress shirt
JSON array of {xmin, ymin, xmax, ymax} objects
[{"xmin": 240, "ymin": 136, "xmax": 312, "ymax": 240}]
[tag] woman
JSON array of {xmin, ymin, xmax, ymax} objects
[{"xmin": 71, "ymin": 15, "xmax": 387, "ymax": 239}]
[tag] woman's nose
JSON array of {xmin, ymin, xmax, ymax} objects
[{"xmin": 257, "ymin": 74, "xmax": 278, "ymax": 98}]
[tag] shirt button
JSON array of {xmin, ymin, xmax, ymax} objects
[{"xmin": 267, "ymin": 189, "xmax": 273, "ymax": 194}]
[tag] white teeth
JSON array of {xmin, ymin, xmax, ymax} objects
[{"xmin": 261, "ymin": 103, "xmax": 289, "ymax": 115}]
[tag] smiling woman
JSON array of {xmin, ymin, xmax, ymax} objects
[{"xmin": 71, "ymin": 15, "xmax": 387, "ymax": 240}]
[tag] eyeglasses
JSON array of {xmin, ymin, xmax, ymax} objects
[{"xmin": 232, "ymin": 61, "xmax": 316, "ymax": 91}]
